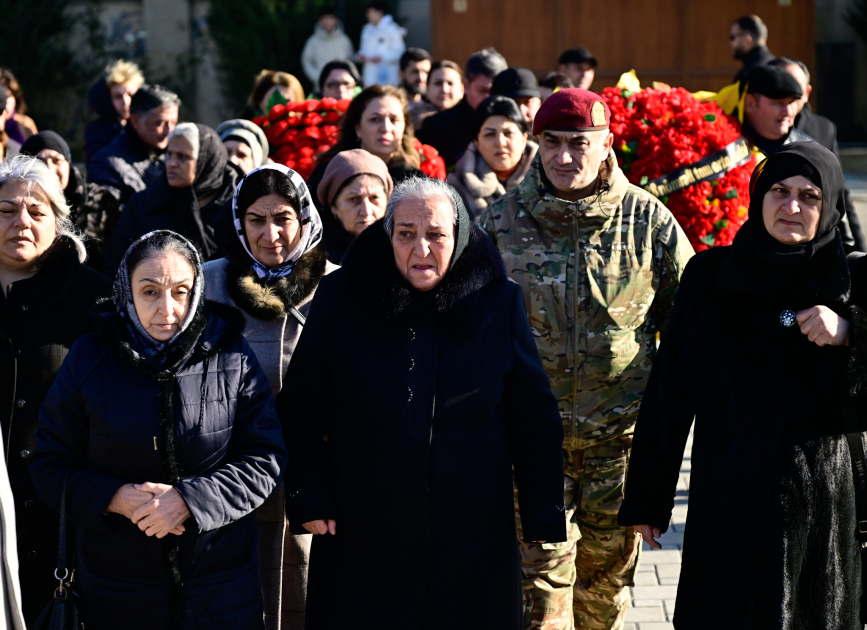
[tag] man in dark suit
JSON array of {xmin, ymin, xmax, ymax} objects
[
  {"xmin": 730, "ymin": 15, "xmax": 775, "ymax": 84},
  {"xmin": 771, "ymin": 56, "xmax": 866, "ymax": 251}
]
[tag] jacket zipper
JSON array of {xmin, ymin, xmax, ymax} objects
[{"xmin": 571, "ymin": 213, "xmax": 581, "ymax": 451}]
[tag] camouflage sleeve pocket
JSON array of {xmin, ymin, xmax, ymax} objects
[{"xmin": 579, "ymin": 455, "xmax": 628, "ymax": 516}]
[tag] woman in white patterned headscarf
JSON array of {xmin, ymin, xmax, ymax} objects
[{"xmin": 202, "ymin": 164, "xmax": 337, "ymax": 630}]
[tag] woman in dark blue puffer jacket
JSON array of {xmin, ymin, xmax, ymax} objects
[{"xmin": 30, "ymin": 230, "xmax": 287, "ymax": 630}]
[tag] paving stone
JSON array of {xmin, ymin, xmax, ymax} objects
[
  {"xmin": 659, "ymin": 577, "xmax": 679, "ymax": 585},
  {"xmin": 632, "ymin": 599, "xmax": 664, "ymax": 607},
  {"xmin": 639, "ymin": 549, "xmax": 681, "ymax": 563},
  {"xmin": 636, "ymin": 562, "xmax": 655, "ymax": 572},
  {"xmin": 624, "ymin": 624, "xmax": 638, "ymax": 630},
  {"xmin": 625, "ymin": 606, "xmax": 666, "ymax": 622},
  {"xmin": 631, "ymin": 585, "xmax": 679, "ymax": 599},
  {"xmin": 655, "ymin": 564, "xmax": 681, "ymax": 578},
  {"xmin": 633, "ymin": 571, "xmax": 658, "ymax": 585},
  {"xmin": 664, "ymin": 599, "xmax": 677, "ymax": 615},
  {"xmin": 637, "ymin": 623, "xmax": 675, "ymax": 630}
]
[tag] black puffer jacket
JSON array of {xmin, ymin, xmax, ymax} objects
[
  {"xmin": 0, "ymin": 237, "xmax": 111, "ymax": 625},
  {"xmin": 30, "ymin": 307, "xmax": 288, "ymax": 630},
  {"xmin": 65, "ymin": 166, "xmax": 122, "ymax": 271},
  {"xmin": 84, "ymin": 76, "xmax": 123, "ymax": 165}
]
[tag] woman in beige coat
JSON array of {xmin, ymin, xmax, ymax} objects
[{"xmin": 203, "ymin": 164, "xmax": 336, "ymax": 630}]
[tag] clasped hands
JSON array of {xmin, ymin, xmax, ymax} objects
[
  {"xmin": 106, "ymin": 482, "xmax": 191, "ymax": 539},
  {"xmin": 795, "ymin": 306, "xmax": 849, "ymax": 347}
]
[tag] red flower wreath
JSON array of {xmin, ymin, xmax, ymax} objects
[
  {"xmin": 253, "ymin": 98, "xmax": 446, "ymax": 183},
  {"xmin": 600, "ymin": 84, "xmax": 757, "ymax": 251}
]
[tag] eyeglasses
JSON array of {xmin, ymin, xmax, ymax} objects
[{"xmin": 326, "ymin": 81, "xmax": 355, "ymax": 90}]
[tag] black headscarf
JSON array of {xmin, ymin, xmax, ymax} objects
[
  {"xmin": 720, "ymin": 142, "xmax": 849, "ymax": 303},
  {"xmin": 20, "ymin": 131, "xmax": 71, "ymax": 164},
  {"xmin": 191, "ymin": 123, "xmax": 229, "ymax": 200}
]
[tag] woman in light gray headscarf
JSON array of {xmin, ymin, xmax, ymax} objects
[
  {"xmin": 203, "ymin": 164, "xmax": 336, "ymax": 630},
  {"xmin": 217, "ymin": 119, "xmax": 270, "ymax": 175}
]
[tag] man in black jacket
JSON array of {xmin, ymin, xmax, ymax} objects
[
  {"xmin": 416, "ymin": 47, "xmax": 507, "ymax": 168},
  {"xmin": 87, "ymin": 84, "xmax": 179, "ymax": 204},
  {"xmin": 771, "ymin": 56, "xmax": 867, "ymax": 251},
  {"xmin": 730, "ymin": 15, "xmax": 775, "ymax": 84}
]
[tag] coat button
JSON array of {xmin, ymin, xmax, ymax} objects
[
  {"xmin": 28, "ymin": 551, "xmax": 36, "ymax": 560},
  {"xmin": 20, "ymin": 305, "xmax": 27, "ymax": 311},
  {"xmin": 24, "ymin": 500, "xmax": 33, "ymax": 508},
  {"xmin": 19, "ymin": 450, "xmax": 28, "ymax": 459},
  {"xmin": 16, "ymin": 399, "xmax": 24, "ymax": 408}
]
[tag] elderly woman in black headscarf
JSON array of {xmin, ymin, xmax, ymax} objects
[
  {"xmin": 30, "ymin": 230, "xmax": 287, "ymax": 630},
  {"xmin": 103, "ymin": 123, "xmax": 241, "ymax": 278},
  {"xmin": 276, "ymin": 176, "xmax": 567, "ymax": 630},
  {"xmin": 619, "ymin": 142, "xmax": 867, "ymax": 629},
  {"xmin": 204, "ymin": 165, "xmax": 336, "ymax": 630},
  {"xmin": 20, "ymin": 131, "xmax": 121, "ymax": 270}
]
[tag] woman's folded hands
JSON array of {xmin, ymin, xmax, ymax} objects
[{"xmin": 106, "ymin": 482, "xmax": 191, "ymax": 538}]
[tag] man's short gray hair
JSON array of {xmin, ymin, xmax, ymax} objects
[
  {"xmin": 168, "ymin": 123, "xmax": 200, "ymax": 159},
  {"xmin": 0, "ymin": 155, "xmax": 86, "ymax": 262},
  {"xmin": 383, "ymin": 176, "xmax": 460, "ymax": 236},
  {"xmin": 466, "ymin": 47, "xmax": 508, "ymax": 81}
]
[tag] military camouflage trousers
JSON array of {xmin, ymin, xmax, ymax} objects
[{"xmin": 515, "ymin": 436, "xmax": 640, "ymax": 630}]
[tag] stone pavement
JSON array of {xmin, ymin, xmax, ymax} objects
[{"xmin": 622, "ymin": 428, "xmax": 692, "ymax": 630}]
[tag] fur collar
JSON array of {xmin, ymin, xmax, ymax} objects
[
  {"xmin": 225, "ymin": 244, "xmax": 328, "ymax": 321},
  {"xmin": 342, "ymin": 218, "xmax": 509, "ymax": 335}
]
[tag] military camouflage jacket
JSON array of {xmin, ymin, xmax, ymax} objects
[{"xmin": 479, "ymin": 151, "xmax": 694, "ymax": 450}]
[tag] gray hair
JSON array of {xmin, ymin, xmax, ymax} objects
[
  {"xmin": 168, "ymin": 123, "xmax": 200, "ymax": 159},
  {"xmin": 383, "ymin": 176, "xmax": 460, "ymax": 236},
  {"xmin": 0, "ymin": 155, "xmax": 86, "ymax": 262},
  {"xmin": 466, "ymin": 47, "xmax": 508, "ymax": 81}
]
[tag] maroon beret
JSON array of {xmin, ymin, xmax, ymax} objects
[{"xmin": 532, "ymin": 88, "xmax": 611, "ymax": 136}]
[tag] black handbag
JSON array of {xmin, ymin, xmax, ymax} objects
[{"xmin": 32, "ymin": 474, "xmax": 84, "ymax": 630}]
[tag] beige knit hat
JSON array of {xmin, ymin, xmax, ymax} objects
[{"xmin": 317, "ymin": 149, "xmax": 394, "ymax": 209}]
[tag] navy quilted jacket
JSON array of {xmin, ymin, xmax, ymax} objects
[{"xmin": 30, "ymin": 309, "xmax": 287, "ymax": 630}]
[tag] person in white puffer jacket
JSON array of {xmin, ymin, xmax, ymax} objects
[
  {"xmin": 301, "ymin": 8, "xmax": 355, "ymax": 85},
  {"xmin": 356, "ymin": 2, "xmax": 405, "ymax": 87}
]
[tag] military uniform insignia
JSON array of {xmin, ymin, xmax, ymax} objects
[{"xmin": 591, "ymin": 101, "xmax": 607, "ymax": 127}]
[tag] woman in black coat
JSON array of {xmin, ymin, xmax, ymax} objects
[
  {"xmin": 103, "ymin": 123, "xmax": 241, "ymax": 278},
  {"xmin": 30, "ymin": 230, "xmax": 288, "ymax": 630},
  {"xmin": 277, "ymin": 176, "xmax": 567, "ymax": 630},
  {"xmin": 0, "ymin": 155, "xmax": 111, "ymax": 625},
  {"xmin": 619, "ymin": 142, "xmax": 867, "ymax": 628}
]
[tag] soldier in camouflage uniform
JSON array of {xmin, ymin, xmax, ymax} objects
[{"xmin": 478, "ymin": 89, "xmax": 694, "ymax": 630}]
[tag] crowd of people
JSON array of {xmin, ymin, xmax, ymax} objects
[{"xmin": 0, "ymin": 5, "xmax": 865, "ymax": 630}]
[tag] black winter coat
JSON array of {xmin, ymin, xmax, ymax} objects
[
  {"xmin": 795, "ymin": 106, "xmax": 867, "ymax": 252},
  {"xmin": 84, "ymin": 76, "xmax": 123, "ymax": 165},
  {"xmin": 416, "ymin": 96, "xmax": 475, "ymax": 168},
  {"xmin": 733, "ymin": 45, "xmax": 776, "ymax": 84},
  {"xmin": 65, "ymin": 166, "xmax": 122, "ymax": 272},
  {"xmin": 87, "ymin": 125, "xmax": 166, "ymax": 204},
  {"xmin": 278, "ymin": 221, "xmax": 567, "ymax": 630},
  {"xmin": 30, "ymin": 307, "xmax": 288, "ymax": 630},
  {"xmin": 618, "ymin": 244, "xmax": 867, "ymax": 629},
  {"xmin": 0, "ymin": 238, "xmax": 111, "ymax": 625},
  {"xmin": 103, "ymin": 167, "xmax": 241, "ymax": 278}
]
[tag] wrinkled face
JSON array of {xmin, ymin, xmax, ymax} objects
[
  {"xmin": 244, "ymin": 193, "xmax": 302, "ymax": 268},
  {"xmin": 464, "ymin": 75, "xmax": 494, "ymax": 110},
  {"xmin": 332, "ymin": 174, "xmax": 387, "ymax": 236},
  {"xmin": 514, "ymin": 96, "xmax": 541, "ymax": 126},
  {"xmin": 36, "ymin": 149, "xmax": 70, "ymax": 190},
  {"xmin": 323, "ymin": 69, "xmax": 357, "ymax": 101},
  {"xmin": 391, "ymin": 196, "xmax": 455, "ymax": 291},
  {"xmin": 0, "ymin": 180, "xmax": 57, "ymax": 271},
  {"xmin": 729, "ymin": 24, "xmax": 753, "ymax": 58},
  {"xmin": 744, "ymin": 93, "xmax": 799, "ymax": 141},
  {"xmin": 475, "ymin": 115, "xmax": 527, "ymax": 174},
  {"xmin": 356, "ymin": 96, "xmax": 405, "ymax": 162},
  {"xmin": 110, "ymin": 81, "xmax": 138, "ymax": 120},
  {"xmin": 762, "ymin": 175, "xmax": 823, "ymax": 245},
  {"xmin": 782, "ymin": 63, "xmax": 811, "ymax": 116},
  {"xmin": 319, "ymin": 14, "xmax": 337, "ymax": 32},
  {"xmin": 131, "ymin": 104, "xmax": 178, "ymax": 150},
  {"xmin": 400, "ymin": 59, "xmax": 431, "ymax": 96},
  {"xmin": 559, "ymin": 62, "xmax": 595, "ymax": 90},
  {"xmin": 224, "ymin": 139, "xmax": 255, "ymax": 174},
  {"xmin": 539, "ymin": 129, "xmax": 614, "ymax": 197},
  {"xmin": 428, "ymin": 67, "xmax": 464, "ymax": 110},
  {"xmin": 165, "ymin": 135, "xmax": 197, "ymax": 189},
  {"xmin": 130, "ymin": 252, "xmax": 195, "ymax": 342}
]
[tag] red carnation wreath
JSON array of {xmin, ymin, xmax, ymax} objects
[
  {"xmin": 600, "ymin": 82, "xmax": 757, "ymax": 251},
  {"xmin": 253, "ymin": 99, "xmax": 446, "ymax": 183}
]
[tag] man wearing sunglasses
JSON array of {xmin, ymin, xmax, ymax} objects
[{"xmin": 730, "ymin": 15, "xmax": 775, "ymax": 84}]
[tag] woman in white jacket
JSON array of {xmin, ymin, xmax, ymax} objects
[{"xmin": 356, "ymin": 3, "xmax": 405, "ymax": 87}]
